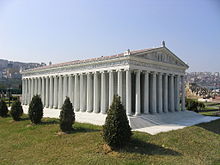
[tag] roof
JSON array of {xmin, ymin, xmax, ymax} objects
[
  {"xmin": 23, "ymin": 47, "xmax": 160, "ymax": 72},
  {"xmin": 22, "ymin": 45, "xmax": 188, "ymax": 73}
]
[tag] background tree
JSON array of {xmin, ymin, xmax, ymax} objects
[
  {"xmin": 103, "ymin": 95, "xmax": 132, "ymax": 149},
  {"xmin": 28, "ymin": 95, "xmax": 43, "ymax": 124},
  {"xmin": 10, "ymin": 100, "xmax": 23, "ymax": 121},
  {"xmin": 0, "ymin": 99, "xmax": 8, "ymax": 117},
  {"xmin": 60, "ymin": 97, "xmax": 75, "ymax": 132}
]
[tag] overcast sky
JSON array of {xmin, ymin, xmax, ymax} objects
[{"xmin": 0, "ymin": 0, "xmax": 219, "ymax": 72}]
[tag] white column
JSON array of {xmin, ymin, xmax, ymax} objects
[
  {"xmin": 143, "ymin": 71, "xmax": 149, "ymax": 114},
  {"xmin": 163, "ymin": 74, "xmax": 168, "ymax": 113},
  {"xmin": 135, "ymin": 70, "xmax": 141, "ymax": 115},
  {"xmin": 31, "ymin": 78, "xmax": 34, "ymax": 101},
  {"xmin": 158, "ymin": 72, "xmax": 163, "ymax": 113},
  {"xmin": 22, "ymin": 79, "xmax": 25, "ymax": 104},
  {"xmin": 74, "ymin": 74, "xmax": 80, "ymax": 111},
  {"xmin": 45, "ymin": 76, "xmax": 49, "ymax": 108},
  {"xmin": 26, "ymin": 79, "xmax": 29, "ymax": 104},
  {"xmin": 80, "ymin": 74, "xmax": 86, "ymax": 112},
  {"xmin": 117, "ymin": 70, "xmax": 123, "ymax": 99},
  {"xmin": 63, "ymin": 75, "xmax": 68, "ymax": 101},
  {"xmin": 94, "ymin": 72, "xmax": 100, "ymax": 113},
  {"xmin": 109, "ymin": 70, "xmax": 114, "ymax": 107},
  {"xmin": 49, "ymin": 76, "xmax": 53, "ymax": 108},
  {"xmin": 58, "ymin": 75, "xmax": 63, "ymax": 109},
  {"xmin": 181, "ymin": 75, "xmax": 186, "ymax": 111},
  {"xmin": 23, "ymin": 79, "xmax": 26, "ymax": 104},
  {"xmin": 68, "ymin": 75, "xmax": 74, "ymax": 104},
  {"xmin": 101, "ymin": 71, "xmax": 107, "ymax": 114},
  {"xmin": 41, "ymin": 77, "xmax": 45, "ymax": 106},
  {"xmin": 126, "ymin": 70, "xmax": 132, "ymax": 115},
  {"xmin": 34, "ymin": 78, "xmax": 38, "ymax": 96},
  {"xmin": 87, "ymin": 73, "xmax": 93, "ymax": 112},
  {"xmin": 28, "ymin": 78, "xmax": 31, "ymax": 104},
  {"xmin": 175, "ymin": 75, "xmax": 180, "ymax": 111},
  {"xmin": 169, "ymin": 74, "xmax": 175, "ymax": 112},
  {"xmin": 152, "ymin": 72, "xmax": 157, "ymax": 113},
  {"xmin": 53, "ymin": 76, "xmax": 58, "ymax": 109},
  {"xmin": 38, "ymin": 77, "xmax": 41, "ymax": 95}
]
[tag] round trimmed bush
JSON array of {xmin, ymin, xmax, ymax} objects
[
  {"xmin": 10, "ymin": 100, "xmax": 23, "ymax": 121},
  {"xmin": 28, "ymin": 95, "xmax": 43, "ymax": 124},
  {"xmin": 103, "ymin": 95, "xmax": 132, "ymax": 149},
  {"xmin": 60, "ymin": 97, "xmax": 75, "ymax": 132},
  {"xmin": 0, "ymin": 99, "xmax": 8, "ymax": 117}
]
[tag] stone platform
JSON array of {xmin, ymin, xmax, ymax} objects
[{"xmin": 22, "ymin": 105, "xmax": 220, "ymax": 135}]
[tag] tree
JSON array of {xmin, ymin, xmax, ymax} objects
[
  {"xmin": 10, "ymin": 100, "xmax": 23, "ymax": 121},
  {"xmin": 59, "ymin": 97, "xmax": 75, "ymax": 132},
  {"xmin": 28, "ymin": 95, "xmax": 43, "ymax": 124},
  {"xmin": 0, "ymin": 99, "xmax": 8, "ymax": 117},
  {"xmin": 103, "ymin": 95, "xmax": 132, "ymax": 149}
]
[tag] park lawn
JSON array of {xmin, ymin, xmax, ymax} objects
[
  {"xmin": 199, "ymin": 110, "xmax": 220, "ymax": 116},
  {"xmin": 0, "ymin": 116, "xmax": 220, "ymax": 165}
]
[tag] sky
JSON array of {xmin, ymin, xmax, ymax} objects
[{"xmin": 0, "ymin": 0, "xmax": 219, "ymax": 72}]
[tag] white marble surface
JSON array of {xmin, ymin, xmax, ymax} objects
[{"xmin": 22, "ymin": 105, "xmax": 220, "ymax": 135}]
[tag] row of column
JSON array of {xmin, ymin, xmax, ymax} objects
[{"xmin": 22, "ymin": 70, "xmax": 186, "ymax": 115}]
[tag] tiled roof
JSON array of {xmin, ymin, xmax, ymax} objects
[{"xmin": 25, "ymin": 47, "xmax": 161, "ymax": 72}]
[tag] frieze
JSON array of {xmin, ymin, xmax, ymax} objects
[
  {"xmin": 130, "ymin": 60, "xmax": 184, "ymax": 73},
  {"xmin": 23, "ymin": 60, "xmax": 130, "ymax": 77}
]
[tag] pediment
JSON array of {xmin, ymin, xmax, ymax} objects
[{"xmin": 133, "ymin": 47, "xmax": 188, "ymax": 68}]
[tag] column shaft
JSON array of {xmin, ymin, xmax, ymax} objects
[
  {"xmin": 45, "ymin": 77, "xmax": 49, "ymax": 108},
  {"xmin": 68, "ymin": 75, "xmax": 74, "ymax": 104},
  {"xmin": 63, "ymin": 75, "xmax": 68, "ymax": 100},
  {"xmin": 126, "ymin": 70, "xmax": 132, "ymax": 115},
  {"xmin": 87, "ymin": 73, "xmax": 93, "ymax": 112},
  {"xmin": 152, "ymin": 72, "xmax": 157, "ymax": 113},
  {"xmin": 31, "ymin": 78, "xmax": 34, "ymax": 100},
  {"xmin": 28, "ymin": 78, "xmax": 31, "ymax": 104},
  {"xmin": 58, "ymin": 76, "xmax": 63, "ymax": 109},
  {"xmin": 117, "ymin": 70, "xmax": 123, "ymax": 98},
  {"xmin": 80, "ymin": 74, "xmax": 86, "ymax": 112},
  {"xmin": 53, "ymin": 76, "xmax": 58, "ymax": 109},
  {"xmin": 163, "ymin": 74, "xmax": 168, "ymax": 112},
  {"xmin": 101, "ymin": 72, "xmax": 107, "ymax": 114},
  {"xmin": 144, "ymin": 71, "xmax": 149, "ymax": 114},
  {"xmin": 22, "ymin": 79, "xmax": 25, "ymax": 104},
  {"xmin": 170, "ymin": 75, "xmax": 175, "ymax": 112},
  {"xmin": 49, "ymin": 76, "xmax": 53, "ymax": 108},
  {"xmin": 109, "ymin": 71, "xmax": 115, "ymax": 107},
  {"xmin": 74, "ymin": 74, "xmax": 80, "ymax": 111},
  {"xmin": 41, "ymin": 77, "xmax": 45, "ymax": 106},
  {"xmin": 94, "ymin": 72, "xmax": 99, "ymax": 113},
  {"xmin": 158, "ymin": 73, "xmax": 163, "ymax": 113},
  {"xmin": 135, "ymin": 70, "xmax": 141, "ymax": 115}
]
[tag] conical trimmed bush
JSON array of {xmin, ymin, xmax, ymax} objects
[
  {"xmin": 0, "ymin": 99, "xmax": 8, "ymax": 117},
  {"xmin": 60, "ymin": 97, "xmax": 75, "ymax": 132},
  {"xmin": 28, "ymin": 95, "xmax": 43, "ymax": 124},
  {"xmin": 10, "ymin": 100, "xmax": 23, "ymax": 121},
  {"xmin": 103, "ymin": 95, "xmax": 132, "ymax": 149}
]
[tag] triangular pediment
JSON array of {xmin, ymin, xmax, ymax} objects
[{"xmin": 132, "ymin": 47, "xmax": 188, "ymax": 68}]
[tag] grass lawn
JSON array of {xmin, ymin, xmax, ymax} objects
[
  {"xmin": 0, "ymin": 116, "xmax": 220, "ymax": 165},
  {"xmin": 199, "ymin": 110, "xmax": 220, "ymax": 117}
]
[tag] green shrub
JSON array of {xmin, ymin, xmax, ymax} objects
[
  {"xmin": 198, "ymin": 102, "xmax": 205, "ymax": 110},
  {"xmin": 103, "ymin": 95, "xmax": 132, "ymax": 149},
  {"xmin": 186, "ymin": 99, "xmax": 206, "ymax": 112},
  {"xmin": 28, "ymin": 95, "xmax": 43, "ymax": 124},
  {"xmin": 0, "ymin": 99, "xmax": 8, "ymax": 117},
  {"xmin": 60, "ymin": 97, "xmax": 75, "ymax": 132},
  {"xmin": 10, "ymin": 100, "xmax": 23, "ymax": 121}
]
